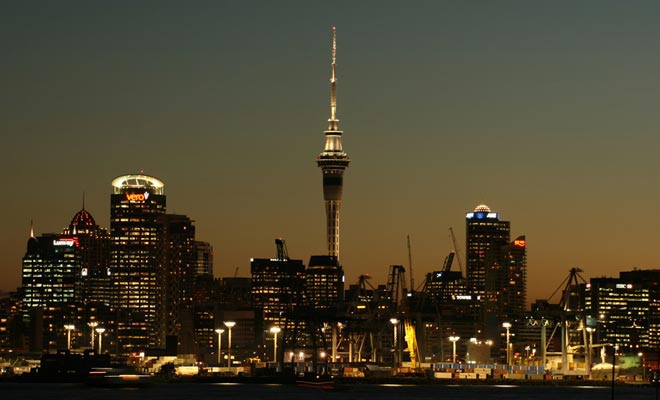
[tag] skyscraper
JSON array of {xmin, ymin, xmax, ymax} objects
[
  {"xmin": 465, "ymin": 204, "xmax": 510, "ymax": 298},
  {"xmin": 305, "ymin": 255, "xmax": 344, "ymax": 309},
  {"xmin": 317, "ymin": 26, "xmax": 350, "ymax": 258},
  {"xmin": 21, "ymin": 230, "xmax": 83, "ymax": 350},
  {"xmin": 21, "ymin": 232, "xmax": 80, "ymax": 321},
  {"xmin": 484, "ymin": 236, "xmax": 527, "ymax": 317},
  {"xmin": 62, "ymin": 206, "xmax": 111, "ymax": 306},
  {"xmin": 156, "ymin": 213, "xmax": 196, "ymax": 345},
  {"xmin": 110, "ymin": 174, "xmax": 165, "ymax": 353}
]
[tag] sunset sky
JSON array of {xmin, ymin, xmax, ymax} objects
[{"xmin": 3, "ymin": 1, "xmax": 660, "ymax": 304}]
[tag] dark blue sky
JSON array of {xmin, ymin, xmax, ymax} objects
[{"xmin": 3, "ymin": 1, "xmax": 660, "ymax": 302}]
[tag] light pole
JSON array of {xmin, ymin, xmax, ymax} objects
[
  {"xmin": 502, "ymin": 322, "xmax": 512, "ymax": 365},
  {"xmin": 88, "ymin": 321, "xmax": 98, "ymax": 350},
  {"xmin": 270, "ymin": 326, "xmax": 281, "ymax": 363},
  {"xmin": 390, "ymin": 318, "xmax": 399, "ymax": 367},
  {"xmin": 64, "ymin": 324, "xmax": 75, "ymax": 350},
  {"xmin": 224, "ymin": 321, "xmax": 236, "ymax": 368},
  {"xmin": 95, "ymin": 327, "xmax": 105, "ymax": 354},
  {"xmin": 586, "ymin": 326, "xmax": 594, "ymax": 373},
  {"xmin": 215, "ymin": 328, "xmax": 225, "ymax": 365},
  {"xmin": 449, "ymin": 336, "xmax": 460, "ymax": 363}
]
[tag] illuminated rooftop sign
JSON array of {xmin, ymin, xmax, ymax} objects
[
  {"xmin": 53, "ymin": 237, "xmax": 79, "ymax": 247},
  {"xmin": 125, "ymin": 192, "xmax": 150, "ymax": 202},
  {"xmin": 466, "ymin": 212, "xmax": 499, "ymax": 220}
]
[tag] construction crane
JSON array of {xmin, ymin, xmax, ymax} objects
[
  {"xmin": 407, "ymin": 235, "xmax": 414, "ymax": 292},
  {"xmin": 442, "ymin": 252, "xmax": 455, "ymax": 274},
  {"xmin": 275, "ymin": 238, "xmax": 289, "ymax": 261},
  {"xmin": 448, "ymin": 227, "xmax": 464, "ymax": 276}
]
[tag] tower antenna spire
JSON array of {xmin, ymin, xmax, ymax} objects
[{"xmin": 328, "ymin": 26, "xmax": 339, "ymax": 131}]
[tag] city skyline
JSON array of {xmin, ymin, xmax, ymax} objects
[{"xmin": 4, "ymin": 2, "xmax": 660, "ymax": 305}]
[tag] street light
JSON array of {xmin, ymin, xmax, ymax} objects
[
  {"xmin": 449, "ymin": 336, "xmax": 460, "ymax": 363},
  {"xmin": 390, "ymin": 318, "xmax": 399, "ymax": 367},
  {"xmin": 502, "ymin": 322, "xmax": 512, "ymax": 365},
  {"xmin": 270, "ymin": 326, "xmax": 281, "ymax": 363},
  {"xmin": 88, "ymin": 321, "xmax": 98, "ymax": 350},
  {"xmin": 224, "ymin": 321, "xmax": 236, "ymax": 368},
  {"xmin": 95, "ymin": 327, "xmax": 105, "ymax": 354},
  {"xmin": 215, "ymin": 328, "xmax": 225, "ymax": 365},
  {"xmin": 64, "ymin": 324, "xmax": 75, "ymax": 350}
]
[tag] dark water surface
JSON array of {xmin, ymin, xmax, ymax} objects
[{"xmin": 0, "ymin": 382, "xmax": 657, "ymax": 400}]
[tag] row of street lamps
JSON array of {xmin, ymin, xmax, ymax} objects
[
  {"xmin": 63, "ymin": 323, "xmax": 106, "ymax": 353},
  {"xmin": 215, "ymin": 321, "xmax": 236, "ymax": 367}
]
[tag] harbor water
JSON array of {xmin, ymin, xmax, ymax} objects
[{"xmin": 0, "ymin": 382, "xmax": 657, "ymax": 400}]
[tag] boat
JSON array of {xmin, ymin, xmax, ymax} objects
[
  {"xmin": 296, "ymin": 372, "xmax": 335, "ymax": 389},
  {"xmin": 87, "ymin": 367, "xmax": 152, "ymax": 387}
]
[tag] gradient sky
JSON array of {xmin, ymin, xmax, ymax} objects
[{"xmin": 3, "ymin": 1, "xmax": 660, "ymax": 305}]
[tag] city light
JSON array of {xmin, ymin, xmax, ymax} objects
[
  {"xmin": 449, "ymin": 336, "xmax": 460, "ymax": 363},
  {"xmin": 215, "ymin": 328, "xmax": 225, "ymax": 365},
  {"xmin": 270, "ymin": 326, "xmax": 281, "ymax": 363},
  {"xmin": 95, "ymin": 327, "xmax": 105, "ymax": 354},
  {"xmin": 502, "ymin": 322, "xmax": 512, "ymax": 365},
  {"xmin": 64, "ymin": 324, "xmax": 75, "ymax": 350},
  {"xmin": 88, "ymin": 321, "xmax": 98, "ymax": 349},
  {"xmin": 224, "ymin": 321, "xmax": 236, "ymax": 368}
]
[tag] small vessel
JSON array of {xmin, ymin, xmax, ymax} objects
[
  {"xmin": 296, "ymin": 371, "xmax": 335, "ymax": 389},
  {"xmin": 87, "ymin": 367, "xmax": 152, "ymax": 387}
]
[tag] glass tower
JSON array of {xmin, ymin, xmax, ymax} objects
[{"xmin": 110, "ymin": 174, "xmax": 165, "ymax": 353}]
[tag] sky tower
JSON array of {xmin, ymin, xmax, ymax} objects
[{"xmin": 317, "ymin": 26, "xmax": 350, "ymax": 258}]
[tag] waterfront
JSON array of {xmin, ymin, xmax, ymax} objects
[{"xmin": 0, "ymin": 382, "xmax": 657, "ymax": 400}]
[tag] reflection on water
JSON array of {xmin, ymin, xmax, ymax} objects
[{"xmin": 0, "ymin": 382, "xmax": 656, "ymax": 400}]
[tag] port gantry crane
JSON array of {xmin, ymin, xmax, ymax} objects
[{"xmin": 541, "ymin": 267, "xmax": 589, "ymax": 376}]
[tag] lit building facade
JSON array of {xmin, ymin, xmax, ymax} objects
[
  {"xmin": 250, "ymin": 257, "xmax": 305, "ymax": 332},
  {"xmin": 425, "ymin": 270, "xmax": 467, "ymax": 303},
  {"xmin": 110, "ymin": 174, "xmax": 165, "ymax": 353},
  {"xmin": 465, "ymin": 204, "xmax": 510, "ymax": 298},
  {"xmin": 484, "ymin": 236, "xmax": 527, "ymax": 318},
  {"xmin": 21, "ymin": 232, "xmax": 84, "ymax": 351},
  {"xmin": 305, "ymin": 255, "xmax": 344, "ymax": 310},
  {"xmin": 157, "ymin": 213, "xmax": 196, "ymax": 345},
  {"xmin": 21, "ymin": 233, "xmax": 81, "ymax": 321},
  {"xmin": 62, "ymin": 207, "xmax": 111, "ymax": 306},
  {"xmin": 585, "ymin": 275, "xmax": 651, "ymax": 351},
  {"xmin": 193, "ymin": 241, "xmax": 213, "ymax": 277}
]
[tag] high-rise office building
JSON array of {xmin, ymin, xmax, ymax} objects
[
  {"xmin": 21, "ymin": 232, "xmax": 81, "ymax": 321},
  {"xmin": 465, "ymin": 204, "xmax": 510, "ymax": 298},
  {"xmin": 585, "ymin": 276, "xmax": 650, "ymax": 351},
  {"xmin": 317, "ymin": 26, "xmax": 350, "ymax": 258},
  {"xmin": 484, "ymin": 236, "xmax": 527, "ymax": 317},
  {"xmin": 62, "ymin": 206, "xmax": 111, "ymax": 306},
  {"xmin": 305, "ymin": 255, "xmax": 344, "ymax": 309},
  {"xmin": 21, "ymin": 230, "xmax": 83, "ymax": 351},
  {"xmin": 193, "ymin": 241, "xmax": 213, "ymax": 277},
  {"xmin": 250, "ymin": 257, "xmax": 305, "ymax": 332},
  {"xmin": 110, "ymin": 174, "xmax": 166, "ymax": 353},
  {"xmin": 157, "ymin": 214, "xmax": 196, "ymax": 345}
]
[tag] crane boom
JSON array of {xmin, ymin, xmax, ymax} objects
[
  {"xmin": 407, "ymin": 235, "xmax": 414, "ymax": 292},
  {"xmin": 448, "ymin": 227, "xmax": 464, "ymax": 275}
]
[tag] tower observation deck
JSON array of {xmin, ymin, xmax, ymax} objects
[{"xmin": 317, "ymin": 26, "xmax": 350, "ymax": 259}]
